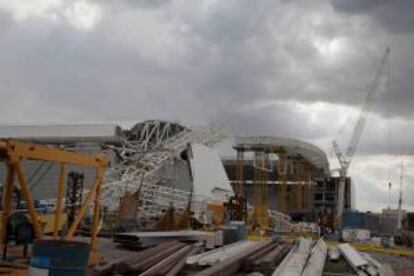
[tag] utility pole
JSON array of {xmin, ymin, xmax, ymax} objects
[{"xmin": 397, "ymin": 162, "xmax": 403, "ymax": 230}]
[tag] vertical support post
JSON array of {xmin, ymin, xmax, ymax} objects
[
  {"xmin": 14, "ymin": 160, "xmax": 43, "ymax": 239},
  {"xmin": 335, "ymin": 175, "xmax": 346, "ymax": 230},
  {"xmin": 277, "ymin": 152, "xmax": 287, "ymax": 214},
  {"xmin": 290, "ymin": 160, "xmax": 298, "ymax": 211},
  {"xmin": 303, "ymin": 161, "xmax": 311, "ymax": 210},
  {"xmin": 261, "ymin": 152, "xmax": 269, "ymax": 228},
  {"xmin": 89, "ymin": 168, "xmax": 104, "ymax": 253},
  {"xmin": 1, "ymin": 164, "xmax": 15, "ymax": 244},
  {"xmin": 253, "ymin": 151, "xmax": 261, "ymax": 224},
  {"xmin": 299, "ymin": 162, "xmax": 304, "ymax": 210},
  {"xmin": 252, "ymin": 151, "xmax": 270, "ymax": 229},
  {"xmin": 235, "ymin": 150, "xmax": 244, "ymax": 197},
  {"xmin": 53, "ymin": 163, "xmax": 66, "ymax": 238},
  {"xmin": 299, "ymin": 161, "xmax": 306, "ymax": 210},
  {"xmin": 66, "ymin": 172, "xmax": 101, "ymax": 240}
]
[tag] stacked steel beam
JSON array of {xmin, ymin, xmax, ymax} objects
[{"xmin": 92, "ymin": 241, "xmax": 196, "ymax": 276}]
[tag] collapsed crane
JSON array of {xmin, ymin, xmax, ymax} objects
[{"xmin": 333, "ymin": 47, "xmax": 390, "ymax": 229}]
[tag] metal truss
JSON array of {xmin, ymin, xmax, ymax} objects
[
  {"xmin": 99, "ymin": 120, "xmax": 305, "ymax": 231},
  {"xmin": 101, "ymin": 120, "xmax": 225, "ymax": 219}
]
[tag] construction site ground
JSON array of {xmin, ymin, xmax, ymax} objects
[
  {"xmin": 93, "ymin": 237, "xmax": 414, "ymax": 276},
  {"xmin": 0, "ymin": 236, "xmax": 413, "ymax": 275}
]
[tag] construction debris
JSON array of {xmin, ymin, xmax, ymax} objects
[{"xmin": 338, "ymin": 243, "xmax": 384, "ymax": 276}]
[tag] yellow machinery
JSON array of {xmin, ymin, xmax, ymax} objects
[
  {"xmin": 206, "ymin": 200, "xmax": 226, "ymax": 226},
  {"xmin": 0, "ymin": 140, "xmax": 108, "ymax": 263}
]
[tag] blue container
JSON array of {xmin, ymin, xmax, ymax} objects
[
  {"xmin": 31, "ymin": 240, "xmax": 90, "ymax": 276},
  {"xmin": 343, "ymin": 210, "xmax": 364, "ymax": 229}
]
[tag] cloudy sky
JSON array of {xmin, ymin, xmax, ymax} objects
[{"xmin": 0, "ymin": 0, "xmax": 413, "ymax": 212}]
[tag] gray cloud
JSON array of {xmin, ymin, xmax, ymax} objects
[
  {"xmin": 0, "ymin": 0, "xmax": 413, "ymax": 151},
  {"xmin": 331, "ymin": 0, "xmax": 414, "ymax": 34}
]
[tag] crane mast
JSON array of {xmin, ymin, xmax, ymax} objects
[{"xmin": 333, "ymin": 48, "xmax": 390, "ymax": 229}]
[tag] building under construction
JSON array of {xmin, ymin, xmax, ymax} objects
[{"xmin": 222, "ymin": 136, "xmax": 354, "ymax": 222}]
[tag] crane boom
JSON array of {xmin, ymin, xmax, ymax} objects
[
  {"xmin": 333, "ymin": 47, "xmax": 390, "ymax": 229},
  {"xmin": 344, "ymin": 48, "xmax": 390, "ymax": 168}
]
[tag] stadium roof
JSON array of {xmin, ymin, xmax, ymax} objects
[
  {"xmin": 234, "ymin": 136, "xmax": 330, "ymax": 177},
  {"xmin": 0, "ymin": 123, "xmax": 122, "ymax": 144}
]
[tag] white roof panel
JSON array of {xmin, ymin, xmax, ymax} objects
[{"xmin": 190, "ymin": 143, "xmax": 233, "ymax": 197}]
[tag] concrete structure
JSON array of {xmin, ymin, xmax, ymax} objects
[
  {"xmin": 223, "ymin": 159, "xmax": 353, "ymax": 219},
  {"xmin": 222, "ymin": 136, "xmax": 353, "ymax": 221},
  {"xmin": 382, "ymin": 208, "xmax": 407, "ymax": 221}
]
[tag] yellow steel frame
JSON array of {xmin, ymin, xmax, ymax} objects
[
  {"xmin": 252, "ymin": 151, "xmax": 269, "ymax": 229},
  {"xmin": 0, "ymin": 140, "xmax": 108, "ymax": 263}
]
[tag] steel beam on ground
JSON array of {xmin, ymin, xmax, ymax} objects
[
  {"xmin": 302, "ymin": 238, "xmax": 327, "ymax": 276},
  {"xmin": 197, "ymin": 241, "xmax": 270, "ymax": 276},
  {"xmin": 272, "ymin": 237, "xmax": 312, "ymax": 276}
]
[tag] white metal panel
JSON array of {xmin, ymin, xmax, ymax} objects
[
  {"xmin": 190, "ymin": 143, "xmax": 233, "ymax": 198},
  {"xmin": 338, "ymin": 243, "xmax": 368, "ymax": 268}
]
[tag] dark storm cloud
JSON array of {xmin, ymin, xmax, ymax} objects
[
  {"xmin": 0, "ymin": 0, "xmax": 413, "ymax": 154},
  {"xmin": 210, "ymin": 101, "xmax": 331, "ymax": 141},
  {"xmin": 331, "ymin": 0, "xmax": 414, "ymax": 34}
]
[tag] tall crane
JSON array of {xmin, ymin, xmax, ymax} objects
[{"xmin": 333, "ymin": 47, "xmax": 390, "ymax": 229}]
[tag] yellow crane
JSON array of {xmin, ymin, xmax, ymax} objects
[{"xmin": 0, "ymin": 140, "xmax": 108, "ymax": 263}]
